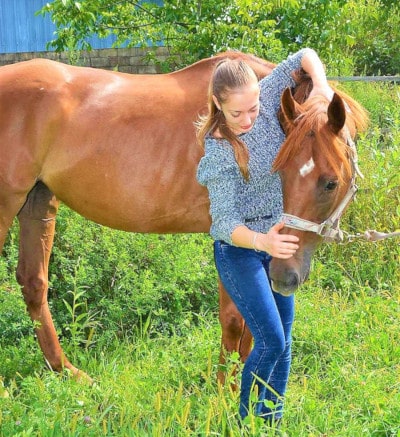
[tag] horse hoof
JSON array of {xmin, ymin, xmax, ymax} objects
[{"xmin": 71, "ymin": 369, "xmax": 94, "ymax": 385}]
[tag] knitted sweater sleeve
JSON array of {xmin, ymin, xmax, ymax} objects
[
  {"xmin": 259, "ymin": 48, "xmax": 312, "ymax": 111},
  {"xmin": 197, "ymin": 138, "xmax": 243, "ymax": 244}
]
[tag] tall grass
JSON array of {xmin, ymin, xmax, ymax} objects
[{"xmin": 0, "ymin": 83, "xmax": 399, "ymax": 436}]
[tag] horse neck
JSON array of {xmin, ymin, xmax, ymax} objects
[{"xmin": 170, "ymin": 51, "xmax": 276, "ymax": 82}]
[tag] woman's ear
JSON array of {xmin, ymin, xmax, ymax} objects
[{"xmin": 212, "ymin": 95, "xmax": 221, "ymax": 111}]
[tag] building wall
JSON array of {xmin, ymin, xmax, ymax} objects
[{"xmin": 0, "ymin": 46, "xmax": 169, "ymax": 74}]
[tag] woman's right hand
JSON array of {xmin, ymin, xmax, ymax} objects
[{"xmin": 256, "ymin": 222, "xmax": 299, "ymax": 258}]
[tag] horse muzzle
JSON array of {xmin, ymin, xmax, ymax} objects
[{"xmin": 269, "ymin": 252, "xmax": 312, "ymax": 296}]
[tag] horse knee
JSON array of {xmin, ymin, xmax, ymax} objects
[{"xmin": 17, "ymin": 272, "xmax": 48, "ymax": 308}]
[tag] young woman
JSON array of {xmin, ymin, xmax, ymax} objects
[{"xmin": 196, "ymin": 48, "xmax": 333, "ymax": 424}]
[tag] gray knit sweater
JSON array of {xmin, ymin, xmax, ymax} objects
[{"xmin": 197, "ymin": 49, "xmax": 310, "ymax": 244}]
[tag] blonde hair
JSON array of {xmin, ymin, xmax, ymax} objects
[{"xmin": 196, "ymin": 59, "xmax": 259, "ymax": 181}]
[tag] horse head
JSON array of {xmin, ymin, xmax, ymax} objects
[{"xmin": 270, "ymin": 84, "xmax": 368, "ymax": 295}]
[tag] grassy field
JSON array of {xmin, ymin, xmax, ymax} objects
[{"xmin": 0, "ymin": 82, "xmax": 399, "ymax": 436}]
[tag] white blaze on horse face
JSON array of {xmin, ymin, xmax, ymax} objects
[{"xmin": 299, "ymin": 157, "xmax": 315, "ymax": 177}]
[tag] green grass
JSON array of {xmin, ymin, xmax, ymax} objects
[
  {"xmin": 0, "ymin": 82, "xmax": 399, "ymax": 436},
  {"xmin": 0, "ymin": 290, "xmax": 398, "ymax": 436}
]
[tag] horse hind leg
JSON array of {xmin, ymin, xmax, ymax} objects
[
  {"xmin": 0, "ymin": 185, "xmax": 33, "ymax": 252},
  {"xmin": 16, "ymin": 181, "xmax": 90, "ymax": 381}
]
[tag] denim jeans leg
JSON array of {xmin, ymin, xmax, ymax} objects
[
  {"xmin": 260, "ymin": 290, "xmax": 294, "ymax": 419},
  {"xmin": 214, "ymin": 241, "xmax": 294, "ymax": 420}
]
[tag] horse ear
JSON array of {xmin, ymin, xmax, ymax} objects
[
  {"xmin": 327, "ymin": 93, "xmax": 346, "ymax": 134},
  {"xmin": 280, "ymin": 87, "xmax": 301, "ymax": 132}
]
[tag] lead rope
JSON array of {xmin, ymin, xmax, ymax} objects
[{"xmin": 343, "ymin": 229, "xmax": 400, "ymax": 243}]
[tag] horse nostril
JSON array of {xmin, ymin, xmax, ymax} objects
[
  {"xmin": 271, "ymin": 270, "xmax": 300, "ymax": 295},
  {"xmin": 285, "ymin": 271, "xmax": 300, "ymax": 288}
]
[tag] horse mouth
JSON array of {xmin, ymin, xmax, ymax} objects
[
  {"xmin": 271, "ymin": 269, "xmax": 309, "ymax": 296},
  {"xmin": 271, "ymin": 280, "xmax": 296, "ymax": 296}
]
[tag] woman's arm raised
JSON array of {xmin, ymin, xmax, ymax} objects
[{"xmin": 301, "ymin": 49, "xmax": 334, "ymax": 101}]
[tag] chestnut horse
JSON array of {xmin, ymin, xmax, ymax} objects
[{"xmin": 0, "ymin": 52, "xmax": 367, "ymax": 381}]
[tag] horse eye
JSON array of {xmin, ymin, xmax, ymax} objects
[{"xmin": 325, "ymin": 180, "xmax": 338, "ymax": 191}]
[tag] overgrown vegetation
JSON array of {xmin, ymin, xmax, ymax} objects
[
  {"xmin": 0, "ymin": 77, "xmax": 399, "ymax": 435},
  {"xmin": 39, "ymin": 0, "xmax": 400, "ymax": 74}
]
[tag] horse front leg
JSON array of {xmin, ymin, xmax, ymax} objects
[
  {"xmin": 218, "ymin": 278, "xmax": 253, "ymax": 386},
  {"xmin": 16, "ymin": 182, "xmax": 90, "ymax": 381}
]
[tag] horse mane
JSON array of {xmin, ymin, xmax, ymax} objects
[{"xmin": 273, "ymin": 72, "xmax": 369, "ymax": 182}]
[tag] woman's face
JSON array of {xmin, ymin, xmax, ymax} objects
[{"xmin": 213, "ymin": 81, "xmax": 260, "ymax": 135}]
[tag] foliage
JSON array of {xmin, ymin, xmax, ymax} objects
[
  {"xmin": 345, "ymin": 0, "xmax": 400, "ymax": 75},
  {"xmin": 274, "ymin": 0, "xmax": 354, "ymax": 74},
  {"xmin": 38, "ymin": 0, "xmax": 400, "ymax": 74},
  {"xmin": 47, "ymin": 216, "xmax": 218, "ymax": 343},
  {"xmin": 38, "ymin": 0, "xmax": 293, "ymax": 71},
  {"xmin": 274, "ymin": 0, "xmax": 400, "ymax": 75}
]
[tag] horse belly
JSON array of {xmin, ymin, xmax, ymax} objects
[
  {"xmin": 49, "ymin": 176, "xmax": 209, "ymax": 233},
  {"xmin": 41, "ymin": 137, "xmax": 210, "ymax": 234}
]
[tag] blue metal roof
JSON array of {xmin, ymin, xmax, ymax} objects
[{"xmin": 0, "ymin": 0, "xmax": 119, "ymax": 53}]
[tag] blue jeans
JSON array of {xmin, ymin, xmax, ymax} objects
[{"xmin": 214, "ymin": 240, "xmax": 294, "ymax": 421}]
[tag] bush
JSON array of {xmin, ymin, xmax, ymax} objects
[{"xmin": 47, "ymin": 211, "xmax": 218, "ymax": 342}]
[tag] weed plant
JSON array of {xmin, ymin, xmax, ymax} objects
[{"xmin": 0, "ymin": 83, "xmax": 399, "ymax": 436}]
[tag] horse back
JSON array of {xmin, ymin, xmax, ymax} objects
[{"xmin": 0, "ymin": 54, "xmax": 275, "ymax": 233}]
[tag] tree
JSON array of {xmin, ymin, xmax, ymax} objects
[
  {"xmin": 38, "ymin": 0, "xmax": 297, "ymax": 70},
  {"xmin": 39, "ymin": 0, "xmax": 399, "ymax": 74},
  {"xmin": 273, "ymin": 0, "xmax": 400, "ymax": 75}
]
